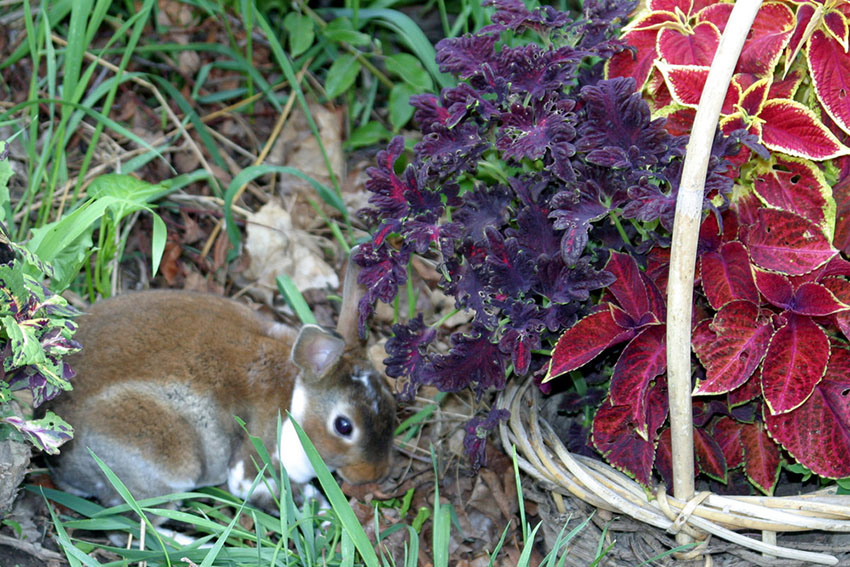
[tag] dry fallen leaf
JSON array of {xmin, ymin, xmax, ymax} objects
[
  {"xmin": 237, "ymin": 199, "xmax": 338, "ymax": 304},
  {"xmin": 268, "ymin": 101, "xmax": 345, "ymax": 224}
]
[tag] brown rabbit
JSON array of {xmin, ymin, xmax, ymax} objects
[{"xmin": 46, "ymin": 248, "xmax": 395, "ymax": 506}]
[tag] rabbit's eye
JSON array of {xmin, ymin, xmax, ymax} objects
[{"xmin": 334, "ymin": 416, "xmax": 353, "ymax": 437}]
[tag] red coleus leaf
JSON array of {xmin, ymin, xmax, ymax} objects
[
  {"xmin": 744, "ymin": 208, "xmax": 837, "ymax": 276},
  {"xmin": 657, "ymin": 21, "xmax": 720, "ymax": 66},
  {"xmin": 736, "ymin": 2, "xmax": 795, "ymax": 76},
  {"xmin": 759, "ymin": 98, "xmax": 850, "ymax": 160},
  {"xmin": 692, "ymin": 300, "xmax": 773, "ymax": 395},
  {"xmin": 752, "ymin": 155, "xmax": 835, "ymax": 236},
  {"xmin": 695, "ymin": 426, "xmax": 727, "ymax": 482},
  {"xmin": 765, "ymin": 344, "xmax": 850, "ymax": 478},
  {"xmin": 606, "ymin": 250, "xmax": 655, "ymax": 319},
  {"xmin": 823, "ymin": 277, "xmax": 850, "ymax": 338},
  {"xmin": 593, "ymin": 380, "xmax": 669, "ymax": 486},
  {"xmin": 754, "ymin": 268, "xmax": 794, "ymax": 308},
  {"xmin": 755, "ymin": 268, "xmax": 849, "ymax": 315},
  {"xmin": 741, "ymin": 421, "xmax": 781, "ymax": 495},
  {"xmin": 655, "ymin": 427, "xmax": 675, "ymax": 486},
  {"xmin": 762, "ymin": 313, "xmax": 829, "ymax": 415},
  {"xmin": 729, "ymin": 368, "xmax": 763, "ymax": 406},
  {"xmin": 545, "ymin": 305, "xmax": 635, "ymax": 381},
  {"xmin": 713, "ymin": 416, "xmax": 744, "ymax": 469},
  {"xmin": 605, "ymin": 28, "xmax": 660, "ymax": 89},
  {"xmin": 823, "ymin": 10, "xmax": 849, "ymax": 50},
  {"xmin": 695, "ymin": 2, "xmax": 732, "ymax": 32},
  {"xmin": 609, "ymin": 325, "xmax": 667, "ymax": 439},
  {"xmin": 808, "ymin": 30, "xmax": 850, "ymax": 139},
  {"xmin": 656, "ymin": 63, "xmax": 739, "ymax": 113},
  {"xmin": 700, "ymin": 241, "xmax": 759, "ymax": 309}
]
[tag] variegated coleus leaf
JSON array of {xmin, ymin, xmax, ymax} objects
[
  {"xmin": 765, "ymin": 341, "xmax": 850, "ymax": 478},
  {"xmin": 1, "ymin": 411, "xmax": 73, "ymax": 455},
  {"xmin": 743, "ymin": 208, "xmax": 838, "ymax": 275},
  {"xmin": 761, "ymin": 312, "xmax": 829, "ymax": 414},
  {"xmin": 699, "ymin": 241, "xmax": 759, "ymax": 310},
  {"xmin": 808, "ymin": 29, "xmax": 850, "ymax": 139},
  {"xmin": 691, "ymin": 300, "xmax": 774, "ymax": 395},
  {"xmin": 741, "ymin": 420, "xmax": 782, "ymax": 495},
  {"xmin": 592, "ymin": 379, "xmax": 669, "ymax": 486},
  {"xmin": 752, "ymin": 154, "xmax": 836, "ymax": 239}
]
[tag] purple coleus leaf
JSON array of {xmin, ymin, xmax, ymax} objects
[
  {"xmin": 416, "ymin": 122, "xmax": 489, "ymax": 178},
  {"xmin": 490, "ymin": 44, "xmax": 583, "ymax": 101},
  {"xmin": 463, "ymin": 407, "xmax": 511, "ymax": 472},
  {"xmin": 577, "ymin": 77, "xmax": 684, "ymax": 175},
  {"xmin": 481, "ymin": 0, "xmax": 571, "ymax": 34},
  {"xmin": 484, "ymin": 227, "xmax": 536, "ymax": 298},
  {"xmin": 496, "ymin": 97, "xmax": 576, "ymax": 163},
  {"xmin": 454, "ymin": 184, "xmax": 513, "ymax": 244},
  {"xmin": 497, "ymin": 301, "xmax": 545, "ymax": 375},
  {"xmin": 364, "ymin": 136, "xmax": 410, "ymax": 220},
  {"xmin": 428, "ymin": 328, "xmax": 509, "ymax": 398},
  {"xmin": 435, "ymin": 34, "xmax": 498, "ymax": 79},
  {"xmin": 383, "ymin": 314, "xmax": 437, "ymax": 396},
  {"xmin": 354, "ymin": 242, "xmax": 410, "ymax": 337},
  {"xmin": 550, "ymin": 180, "xmax": 610, "ymax": 264}
]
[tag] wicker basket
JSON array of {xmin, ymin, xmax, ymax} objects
[{"xmin": 498, "ymin": 0, "xmax": 850, "ymax": 564}]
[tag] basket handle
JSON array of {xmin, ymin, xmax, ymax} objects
[{"xmin": 665, "ymin": 0, "xmax": 764, "ymax": 547}]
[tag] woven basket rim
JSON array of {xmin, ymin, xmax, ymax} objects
[{"xmin": 498, "ymin": 379, "xmax": 850, "ymax": 566}]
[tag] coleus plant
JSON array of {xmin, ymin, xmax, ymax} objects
[
  {"xmin": 543, "ymin": 0, "xmax": 850, "ymax": 493},
  {"xmin": 0, "ymin": 255, "xmax": 78, "ymax": 455},
  {"xmin": 353, "ymin": 0, "xmax": 747, "ymax": 469}
]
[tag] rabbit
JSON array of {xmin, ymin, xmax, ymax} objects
[{"xmin": 45, "ymin": 247, "xmax": 396, "ymax": 507}]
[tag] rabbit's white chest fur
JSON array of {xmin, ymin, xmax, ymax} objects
[{"xmin": 226, "ymin": 383, "xmax": 315, "ymax": 500}]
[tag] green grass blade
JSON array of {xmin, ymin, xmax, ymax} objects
[
  {"xmin": 289, "ymin": 416, "xmax": 380, "ymax": 567},
  {"xmin": 276, "ymin": 274, "xmax": 318, "ymax": 326},
  {"xmin": 253, "ymin": 6, "xmax": 343, "ymax": 196}
]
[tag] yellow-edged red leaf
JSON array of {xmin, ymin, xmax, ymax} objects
[
  {"xmin": 545, "ymin": 305, "xmax": 635, "ymax": 381},
  {"xmin": 762, "ymin": 313, "xmax": 829, "ymax": 414},
  {"xmin": 808, "ymin": 30, "xmax": 850, "ymax": 139},
  {"xmin": 744, "ymin": 208, "xmax": 838, "ymax": 275},
  {"xmin": 741, "ymin": 421, "xmax": 781, "ymax": 495},
  {"xmin": 765, "ymin": 344, "xmax": 850, "ymax": 478},
  {"xmin": 657, "ymin": 21, "xmax": 720, "ymax": 66},
  {"xmin": 605, "ymin": 28, "xmax": 660, "ymax": 89},
  {"xmin": 736, "ymin": 2, "xmax": 795, "ymax": 77},
  {"xmin": 692, "ymin": 300, "xmax": 773, "ymax": 395},
  {"xmin": 700, "ymin": 241, "xmax": 759, "ymax": 309},
  {"xmin": 609, "ymin": 325, "xmax": 667, "ymax": 439},
  {"xmin": 752, "ymin": 155, "xmax": 835, "ymax": 238}
]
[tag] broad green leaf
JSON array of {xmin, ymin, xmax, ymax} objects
[
  {"xmin": 284, "ymin": 12, "xmax": 314, "ymax": 57},
  {"xmin": 325, "ymin": 54, "xmax": 361, "ymax": 99},
  {"xmin": 322, "ymin": 17, "xmax": 372, "ymax": 46},
  {"xmin": 385, "ymin": 53, "xmax": 433, "ymax": 91},
  {"xmin": 389, "ymin": 83, "xmax": 417, "ymax": 131},
  {"xmin": 346, "ymin": 121, "xmax": 392, "ymax": 150}
]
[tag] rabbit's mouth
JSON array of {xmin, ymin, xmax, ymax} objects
[{"xmin": 338, "ymin": 459, "xmax": 392, "ymax": 485}]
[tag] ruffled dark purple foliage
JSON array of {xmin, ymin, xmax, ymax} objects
[
  {"xmin": 355, "ymin": 0, "xmax": 745, "ymax": 466},
  {"xmin": 463, "ymin": 407, "xmax": 511, "ymax": 471}
]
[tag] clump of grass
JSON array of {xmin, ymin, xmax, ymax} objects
[{"xmin": 38, "ymin": 415, "xmax": 638, "ymax": 567}]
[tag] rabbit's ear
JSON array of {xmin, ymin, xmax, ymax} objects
[
  {"xmin": 292, "ymin": 324, "xmax": 346, "ymax": 378},
  {"xmin": 336, "ymin": 244, "xmax": 366, "ymax": 345}
]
